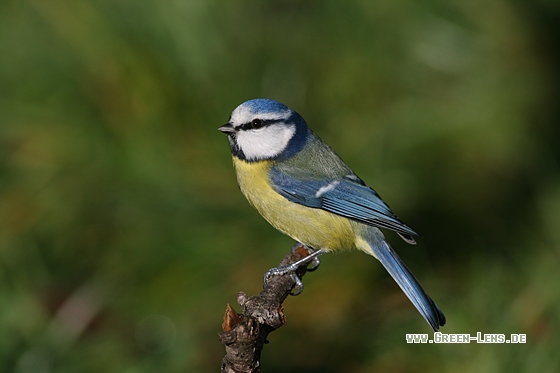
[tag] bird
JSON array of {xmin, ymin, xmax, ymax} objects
[{"xmin": 219, "ymin": 98, "xmax": 445, "ymax": 331}]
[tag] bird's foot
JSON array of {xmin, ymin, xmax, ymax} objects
[{"xmin": 264, "ymin": 246, "xmax": 327, "ymax": 296}]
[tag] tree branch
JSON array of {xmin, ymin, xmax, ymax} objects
[{"xmin": 218, "ymin": 242, "xmax": 312, "ymax": 373}]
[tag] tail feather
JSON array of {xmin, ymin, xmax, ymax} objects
[{"xmin": 368, "ymin": 238, "xmax": 446, "ymax": 331}]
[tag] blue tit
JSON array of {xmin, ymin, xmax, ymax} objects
[{"xmin": 219, "ymin": 98, "xmax": 445, "ymax": 331}]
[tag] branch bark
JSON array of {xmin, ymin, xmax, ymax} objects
[{"xmin": 218, "ymin": 243, "xmax": 312, "ymax": 373}]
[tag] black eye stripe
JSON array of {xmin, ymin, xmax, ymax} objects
[{"xmin": 240, "ymin": 118, "xmax": 285, "ymax": 131}]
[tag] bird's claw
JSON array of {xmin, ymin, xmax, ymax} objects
[
  {"xmin": 290, "ymin": 272, "xmax": 304, "ymax": 295},
  {"xmin": 263, "ymin": 247, "xmax": 326, "ymax": 296},
  {"xmin": 306, "ymin": 255, "xmax": 321, "ymax": 272},
  {"xmin": 263, "ymin": 263, "xmax": 299, "ymax": 285}
]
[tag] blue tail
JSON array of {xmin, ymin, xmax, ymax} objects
[{"xmin": 368, "ymin": 237, "xmax": 446, "ymax": 331}]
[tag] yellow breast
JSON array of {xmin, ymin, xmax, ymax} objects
[{"xmin": 232, "ymin": 157, "xmax": 356, "ymax": 251}]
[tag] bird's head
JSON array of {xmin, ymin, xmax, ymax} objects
[{"xmin": 219, "ymin": 99, "xmax": 309, "ymax": 162}]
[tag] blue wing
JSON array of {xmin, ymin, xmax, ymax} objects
[{"xmin": 269, "ymin": 167, "xmax": 418, "ymax": 240}]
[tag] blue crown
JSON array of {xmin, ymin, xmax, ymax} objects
[{"xmin": 243, "ymin": 98, "xmax": 289, "ymax": 114}]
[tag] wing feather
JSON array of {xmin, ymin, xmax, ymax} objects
[{"xmin": 269, "ymin": 166, "xmax": 418, "ymax": 241}]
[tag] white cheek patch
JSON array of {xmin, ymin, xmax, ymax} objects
[
  {"xmin": 231, "ymin": 106, "xmax": 290, "ymax": 126},
  {"xmin": 236, "ymin": 124, "xmax": 296, "ymax": 160}
]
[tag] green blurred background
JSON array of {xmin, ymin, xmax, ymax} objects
[{"xmin": 1, "ymin": 0, "xmax": 559, "ymax": 372}]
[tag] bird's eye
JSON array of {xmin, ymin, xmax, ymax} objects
[{"xmin": 251, "ymin": 119, "xmax": 263, "ymax": 129}]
